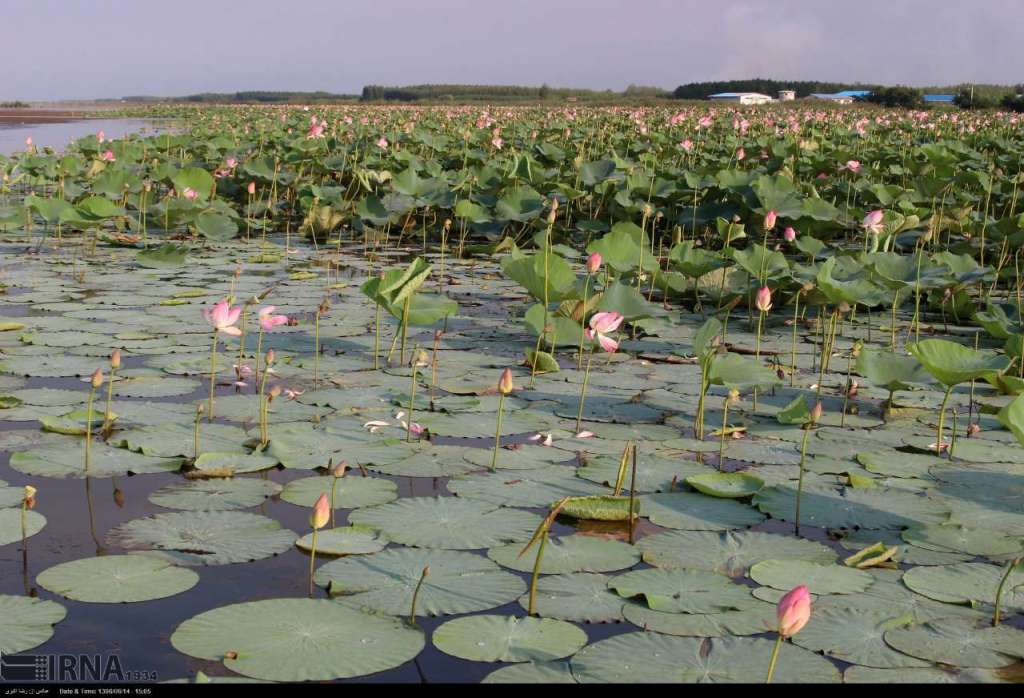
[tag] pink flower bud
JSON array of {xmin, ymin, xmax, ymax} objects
[
  {"xmin": 764, "ymin": 210, "xmax": 777, "ymax": 231},
  {"xmin": 310, "ymin": 493, "xmax": 330, "ymax": 530},
  {"xmin": 586, "ymin": 253, "xmax": 602, "ymax": 274},
  {"xmin": 755, "ymin": 286, "xmax": 773, "ymax": 313},
  {"xmin": 783, "ymin": 227, "xmax": 796, "ymax": 243},
  {"xmin": 498, "ymin": 368, "xmax": 514, "ymax": 396},
  {"xmin": 777, "ymin": 585, "xmax": 811, "ymax": 637}
]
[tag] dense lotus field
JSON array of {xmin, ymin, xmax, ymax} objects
[{"xmin": 1, "ymin": 104, "xmax": 1024, "ymax": 683}]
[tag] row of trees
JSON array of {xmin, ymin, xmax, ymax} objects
[{"xmin": 359, "ymin": 84, "xmax": 658, "ymax": 102}]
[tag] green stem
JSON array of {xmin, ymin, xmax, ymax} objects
[
  {"xmin": 208, "ymin": 331, "xmax": 218, "ymax": 421},
  {"xmin": 491, "ymin": 393, "xmax": 506, "ymax": 471},
  {"xmin": 308, "ymin": 528, "xmax": 318, "ymax": 598},
  {"xmin": 795, "ymin": 423, "xmax": 812, "ymax": 536},
  {"xmin": 765, "ymin": 634, "xmax": 783, "ymax": 684},
  {"xmin": 407, "ymin": 362, "xmax": 418, "ymax": 443},
  {"xmin": 526, "ymin": 531, "xmax": 548, "ymax": 615},
  {"xmin": 103, "ymin": 366, "xmax": 116, "ymax": 434},
  {"xmin": 936, "ymin": 385, "xmax": 953, "ymax": 456},
  {"xmin": 717, "ymin": 398, "xmax": 731, "ymax": 472},
  {"xmin": 577, "ymin": 274, "xmax": 591, "ymax": 369},
  {"xmin": 993, "ymin": 558, "xmax": 1020, "ymax": 626},
  {"xmin": 410, "ymin": 566, "xmax": 429, "ymax": 626},
  {"xmin": 575, "ymin": 350, "xmax": 593, "ymax": 433},
  {"xmin": 84, "ymin": 387, "xmax": 96, "ymax": 474}
]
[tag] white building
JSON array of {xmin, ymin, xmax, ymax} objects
[
  {"xmin": 809, "ymin": 93, "xmax": 855, "ymax": 105},
  {"xmin": 778, "ymin": 90, "xmax": 796, "ymax": 101},
  {"xmin": 708, "ymin": 92, "xmax": 774, "ymax": 105}
]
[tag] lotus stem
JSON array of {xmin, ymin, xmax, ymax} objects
[
  {"xmin": 407, "ymin": 354, "xmax": 419, "ymax": 443},
  {"xmin": 409, "ymin": 566, "xmax": 429, "ymax": 626},
  {"xmin": 373, "ymin": 300, "xmax": 381, "ymax": 370},
  {"xmin": 628, "ymin": 442, "xmax": 638, "ymax": 544},
  {"xmin": 103, "ymin": 365, "xmax": 116, "ymax": 436},
  {"xmin": 936, "ymin": 385, "xmax": 953, "ymax": 456},
  {"xmin": 193, "ymin": 404, "xmax": 203, "ymax": 460},
  {"xmin": 84, "ymin": 385, "xmax": 97, "ymax": 474},
  {"xmin": 399, "ymin": 295, "xmax": 411, "ymax": 366},
  {"xmin": 254, "ymin": 324, "xmax": 264, "ymax": 388},
  {"xmin": 794, "ymin": 422, "xmax": 812, "ymax": 536},
  {"xmin": 717, "ymin": 396, "xmax": 731, "ymax": 472},
  {"xmin": 208, "ymin": 330, "xmax": 218, "ymax": 421},
  {"xmin": 526, "ymin": 531, "xmax": 548, "ymax": 616},
  {"xmin": 765, "ymin": 634, "xmax": 783, "ymax": 684},
  {"xmin": 577, "ymin": 273, "xmax": 591, "ymax": 370},
  {"xmin": 575, "ymin": 349, "xmax": 594, "ymax": 434},
  {"xmin": 993, "ymin": 558, "xmax": 1020, "ymax": 626},
  {"xmin": 491, "ymin": 393, "xmax": 506, "ymax": 471},
  {"xmin": 790, "ymin": 292, "xmax": 800, "ymax": 387},
  {"xmin": 314, "ymin": 309, "xmax": 321, "ymax": 391},
  {"xmin": 308, "ymin": 528, "xmax": 318, "ymax": 598}
]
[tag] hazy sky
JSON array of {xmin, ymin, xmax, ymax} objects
[{"xmin": 3, "ymin": 0, "xmax": 1020, "ymax": 100}]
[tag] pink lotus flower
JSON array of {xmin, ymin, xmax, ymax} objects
[
  {"xmin": 736, "ymin": 147, "xmax": 745, "ymax": 161},
  {"xmin": 756, "ymin": 286, "xmax": 773, "ymax": 313},
  {"xmin": 247, "ymin": 181, "xmax": 256, "ymax": 195},
  {"xmin": 776, "ymin": 585, "xmax": 811, "ymax": 637},
  {"xmin": 585, "ymin": 311, "xmax": 624, "ymax": 353},
  {"xmin": 284, "ymin": 388, "xmax": 304, "ymax": 400},
  {"xmin": 491, "ymin": 137, "xmax": 503, "ymax": 149},
  {"xmin": 764, "ymin": 210, "xmax": 777, "ymax": 230},
  {"xmin": 575, "ymin": 430, "xmax": 595, "ymax": 439},
  {"xmin": 363, "ymin": 419, "xmax": 391, "ymax": 433},
  {"xmin": 99, "ymin": 150, "xmax": 116, "ymax": 162},
  {"xmin": 783, "ymin": 227, "xmax": 797, "ymax": 242},
  {"xmin": 306, "ymin": 123, "xmax": 325, "ymax": 139},
  {"xmin": 257, "ymin": 305, "xmax": 288, "ymax": 332},
  {"xmin": 863, "ymin": 210, "xmax": 885, "ymax": 235},
  {"xmin": 203, "ymin": 300, "xmax": 242, "ymax": 336},
  {"xmin": 679, "ymin": 139, "xmax": 694, "ymax": 152},
  {"xmin": 844, "ymin": 160, "xmax": 861, "ymax": 173},
  {"xmin": 25, "ymin": 136, "xmax": 32, "ymax": 148},
  {"xmin": 96, "ymin": 130, "xmax": 106, "ymax": 143},
  {"xmin": 182, "ymin": 188, "xmax": 198, "ymax": 200},
  {"xmin": 226, "ymin": 158, "xmax": 238, "ymax": 169},
  {"xmin": 376, "ymin": 137, "xmax": 389, "ymax": 149},
  {"xmin": 586, "ymin": 253, "xmax": 602, "ymax": 274}
]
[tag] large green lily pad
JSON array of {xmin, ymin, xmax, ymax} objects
[
  {"xmin": 432, "ymin": 615, "xmax": 587, "ymax": 663},
  {"xmin": 883, "ymin": 617, "xmax": 1024, "ymax": 668},
  {"xmin": 637, "ymin": 530, "xmax": 836, "ymax": 576},
  {"xmin": 280, "ymin": 475, "xmax": 398, "ymax": 510},
  {"xmin": 349, "ymin": 497, "xmax": 541, "ymax": 549},
  {"xmin": 170, "ymin": 598, "xmax": 425, "ymax": 681},
  {"xmin": 148, "ymin": 478, "xmax": 282, "ymax": 511},
  {"xmin": 0, "ymin": 595, "xmax": 67, "ymax": 653},
  {"xmin": 488, "ymin": 534, "xmax": 640, "ymax": 574},
  {"xmin": 37, "ymin": 555, "xmax": 199, "ymax": 603}
]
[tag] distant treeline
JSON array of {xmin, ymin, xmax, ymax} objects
[
  {"xmin": 359, "ymin": 84, "xmax": 671, "ymax": 102},
  {"xmin": 0, "ymin": 100, "xmax": 30, "ymax": 108},
  {"xmin": 121, "ymin": 91, "xmax": 359, "ymax": 104},
  {"xmin": 672, "ymin": 80, "xmax": 880, "ymax": 99}
]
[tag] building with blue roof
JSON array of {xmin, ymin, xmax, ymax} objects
[{"xmin": 923, "ymin": 94, "xmax": 955, "ymax": 103}]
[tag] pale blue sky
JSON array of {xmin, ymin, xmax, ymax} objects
[{"xmin": 2, "ymin": 0, "xmax": 1020, "ymax": 100}]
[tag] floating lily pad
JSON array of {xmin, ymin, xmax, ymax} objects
[
  {"xmin": 570, "ymin": 633, "xmax": 841, "ymax": 683},
  {"xmin": 621, "ymin": 601, "xmax": 776, "ymax": 637},
  {"xmin": 0, "ymin": 595, "xmax": 67, "ymax": 654},
  {"xmin": 295, "ymin": 525, "xmax": 388, "ymax": 556},
  {"xmin": 37, "ymin": 555, "xmax": 199, "ymax": 603},
  {"xmin": 482, "ymin": 661, "xmax": 577, "ymax": 684},
  {"xmin": 610, "ymin": 568, "xmax": 760, "ymax": 613},
  {"xmin": 0, "ymin": 508, "xmax": 46, "ymax": 546},
  {"xmin": 517, "ymin": 572, "xmax": 625, "ymax": 623},
  {"xmin": 10, "ymin": 440, "xmax": 183, "ymax": 479},
  {"xmin": 750, "ymin": 559, "xmax": 874, "ymax": 595},
  {"xmin": 901, "ymin": 524, "xmax": 1024, "ymax": 558},
  {"xmin": 883, "ymin": 617, "xmax": 1024, "ymax": 668},
  {"xmin": 447, "ymin": 465, "xmax": 612, "ymax": 508},
  {"xmin": 637, "ymin": 530, "xmax": 836, "ymax": 576},
  {"xmin": 752, "ymin": 483, "xmax": 949, "ymax": 529},
  {"xmin": 317, "ymin": 547, "xmax": 524, "ymax": 616},
  {"xmin": 685, "ymin": 472, "xmax": 764, "ymax": 498},
  {"xmin": 792, "ymin": 607, "xmax": 930, "ymax": 668},
  {"xmin": 349, "ymin": 497, "xmax": 541, "ymax": 549},
  {"xmin": 193, "ymin": 451, "xmax": 279, "ymax": 474},
  {"xmin": 901, "ymin": 563, "xmax": 1024, "ymax": 612},
  {"xmin": 281, "ymin": 475, "xmax": 398, "ymax": 510},
  {"xmin": 488, "ymin": 534, "xmax": 640, "ymax": 574},
  {"xmin": 640, "ymin": 492, "xmax": 765, "ymax": 530},
  {"xmin": 148, "ymin": 478, "xmax": 282, "ymax": 511},
  {"xmin": 106, "ymin": 511, "xmax": 296, "ymax": 565},
  {"xmin": 433, "ymin": 615, "xmax": 587, "ymax": 663},
  {"xmin": 170, "ymin": 598, "xmax": 425, "ymax": 681}
]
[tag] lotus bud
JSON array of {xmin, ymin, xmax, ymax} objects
[
  {"xmin": 498, "ymin": 368, "xmax": 514, "ymax": 396},
  {"xmin": 110, "ymin": 349, "xmax": 122, "ymax": 370},
  {"xmin": 91, "ymin": 368, "xmax": 104, "ymax": 389},
  {"xmin": 411, "ymin": 349, "xmax": 430, "ymax": 368},
  {"xmin": 851, "ymin": 340, "xmax": 863, "ymax": 359},
  {"xmin": 310, "ymin": 493, "xmax": 330, "ymax": 530},
  {"xmin": 196, "ymin": 403, "xmax": 205, "ymax": 416},
  {"xmin": 776, "ymin": 585, "xmax": 811, "ymax": 637},
  {"xmin": 783, "ymin": 227, "xmax": 797, "ymax": 242},
  {"xmin": 247, "ymin": 181, "xmax": 256, "ymax": 195},
  {"xmin": 265, "ymin": 349, "xmax": 275, "ymax": 366},
  {"xmin": 586, "ymin": 253, "xmax": 602, "ymax": 274},
  {"xmin": 967, "ymin": 422, "xmax": 981, "ymax": 437},
  {"xmin": 113, "ymin": 487, "xmax": 125, "ymax": 508},
  {"xmin": 443, "ymin": 219, "xmax": 452, "ymax": 231},
  {"xmin": 269, "ymin": 385, "xmax": 282, "ymax": 402},
  {"xmin": 727, "ymin": 388, "xmax": 740, "ymax": 404},
  {"xmin": 848, "ymin": 380, "xmax": 859, "ymax": 397},
  {"xmin": 23, "ymin": 485, "xmax": 36, "ymax": 510},
  {"xmin": 764, "ymin": 210, "xmax": 777, "ymax": 230},
  {"xmin": 319, "ymin": 299, "xmax": 330, "ymax": 315},
  {"xmin": 332, "ymin": 460, "xmax": 348, "ymax": 478},
  {"xmin": 755, "ymin": 286, "xmax": 773, "ymax": 313},
  {"xmin": 810, "ymin": 401, "xmax": 823, "ymax": 424}
]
